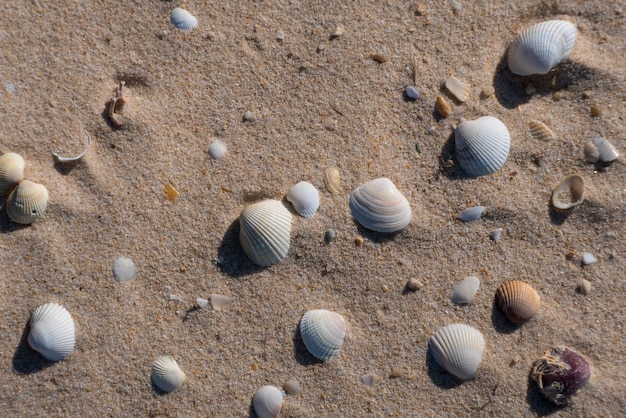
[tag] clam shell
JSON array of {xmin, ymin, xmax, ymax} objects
[
  {"xmin": 112, "ymin": 256, "xmax": 137, "ymax": 283},
  {"xmin": 151, "ymin": 356, "xmax": 186, "ymax": 393},
  {"xmin": 0, "ymin": 152, "xmax": 25, "ymax": 195},
  {"xmin": 6, "ymin": 180, "xmax": 49, "ymax": 224},
  {"xmin": 529, "ymin": 120, "xmax": 556, "ymax": 142},
  {"xmin": 253, "ymin": 385, "xmax": 283, "ymax": 418},
  {"xmin": 445, "ymin": 76, "xmax": 470, "ymax": 102},
  {"xmin": 508, "ymin": 20, "xmax": 578, "ymax": 76},
  {"xmin": 551, "ymin": 174, "xmax": 585, "ymax": 210},
  {"xmin": 349, "ymin": 177, "xmax": 411, "ymax": 233},
  {"xmin": 530, "ymin": 347, "xmax": 590, "ymax": 405},
  {"xmin": 287, "ymin": 181, "xmax": 320, "ymax": 218},
  {"xmin": 591, "ymin": 136, "xmax": 619, "ymax": 162},
  {"xmin": 239, "ymin": 199, "xmax": 292, "ymax": 266},
  {"xmin": 495, "ymin": 280, "xmax": 540, "ymax": 324},
  {"xmin": 300, "ymin": 309, "xmax": 346, "ymax": 361},
  {"xmin": 429, "ymin": 323, "xmax": 485, "ymax": 380},
  {"xmin": 451, "ymin": 276, "xmax": 480, "ymax": 305},
  {"xmin": 457, "ymin": 205, "xmax": 484, "ymax": 222},
  {"xmin": 455, "ymin": 116, "xmax": 510, "ymax": 177},
  {"xmin": 170, "ymin": 7, "xmax": 198, "ymax": 31},
  {"xmin": 28, "ymin": 302, "xmax": 75, "ymax": 361},
  {"xmin": 323, "ymin": 167, "xmax": 342, "ymax": 195},
  {"xmin": 208, "ymin": 140, "xmax": 227, "ymax": 159}
]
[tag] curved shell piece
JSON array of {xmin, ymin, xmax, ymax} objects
[
  {"xmin": 170, "ymin": 7, "xmax": 198, "ymax": 31},
  {"xmin": 151, "ymin": 356, "xmax": 186, "ymax": 393},
  {"xmin": 6, "ymin": 180, "xmax": 49, "ymax": 224},
  {"xmin": 323, "ymin": 167, "xmax": 342, "ymax": 195},
  {"xmin": 455, "ymin": 116, "xmax": 510, "ymax": 177},
  {"xmin": 253, "ymin": 385, "xmax": 283, "ymax": 418},
  {"xmin": 287, "ymin": 181, "xmax": 320, "ymax": 218},
  {"xmin": 452, "ymin": 276, "xmax": 480, "ymax": 305},
  {"xmin": 495, "ymin": 280, "xmax": 541, "ymax": 324},
  {"xmin": 591, "ymin": 136, "xmax": 619, "ymax": 162},
  {"xmin": 349, "ymin": 178, "xmax": 411, "ymax": 233},
  {"xmin": 551, "ymin": 174, "xmax": 585, "ymax": 211},
  {"xmin": 0, "ymin": 152, "xmax": 25, "ymax": 195},
  {"xmin": 508, "ymin": 20, "xmax": 578, "ymax": 76},
  {"xmin": 28, "ymin": 303, "xmax": 75, "ymax": 361},
  {"xmin": 52, "ymin": 130, "xmax": 91, "ymax": 162},
  {"xmin": 300, "ymin": 309, "xmax": 346, "ymax": 361},
  {"xmin": 429, "ymin": 323, "xmax": 485, "ymax": 380},
  {"xmin": 239, "ymin": 199, "xmax": 292, "ymax": 266},
  {"xmin": 529, "ymin": 120, "xmax": 556, "ymax": 142},
  {"xmin": 445, "ymin": 76, "xmax": 470, "ymax": 102},
  {"xmin": 530, "ymin": 347, "xmax": 590, "ymax": 405}
]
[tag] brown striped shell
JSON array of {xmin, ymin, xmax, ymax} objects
[{"xmin": 495, "ymin": 281, "xmax": 540, "ymax": 324}]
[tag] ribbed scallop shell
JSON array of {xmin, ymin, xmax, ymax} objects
[
  {"xmin": 495, "ymin": 281, "xmax": 541, "ymax": 324},
  {"xmin": 455, "ymin": 116, "xmax": 510, "ymax": 177},
  {"xmin": 151, "ymin": 356, "xmax": 186, "ymax": 393},
  {"xmin": 0, "ymin": 152, "xmax": 25, "ymax": 196},
  {"xmin": 429, "ymin": 323, "xmax": 485, "ymax": 380},
  {"xmin": 28, "ymin": 303, "xmax": 75, "ymax": 361},
  {"xmin": 6, "ymin": 180, "xmax": 49, "ymax": 224},
  {"xmin": 300, "ymin": 309, "xmax": 346, "ymax": 361},
  {"xmin": 253, "ymin": 385, "xmax": 283, "ymax": 418},
  {"xmin": 349, "ymin": 178, "xmax": 411, "ymax": 233},
  {"xmin": 239, "ymin": 199, "xmax": 292, "ymax": 266},
  {"xmin": 112, "ymin": 257, "xmax": 137, "ymax": 283},
  {"xmin": 551, "ymin": 174, "xmax": 585, "ymax": 211},
  {"xmin": 287, "ymin": 181, "xmax": 320, "ymax": 218},
  {"xmin": 170, "ymin": 7, "xmax": 198, "ymax": 31},
  {"xmin": 508, "ymin": 20, "xmax": 578, "ymax": 76}
]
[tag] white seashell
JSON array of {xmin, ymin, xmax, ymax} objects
[
  {"xmin": 529, "ymin": 120, "xmax": 556, "ymax": 142},
  {"xmin": 445, "ymin": 76, "xmax": 470, "ymax": 102},
  {"xmin": 6, "ymin": 180, "xmax": 49, "ymax": 224},
  {"xmin": 457, "ymin": 206, "xmax": 484, "ymax": 222},
  {"xmin": 591, "ymin": 136, "xmax": 619, "ymax": 162},
  {"xmin": 582, "ymin": 252, "xmax": 597, "ymax": 266},
  {"xmin": 208, "ymin": 140, "xmax": 226, "ymax": 159},
  {"xmin": 429, "ymin": 323, "xmax": 485, "ymax": 380},
  {"xmin": 323, "ymin": 167, "xmax": 342, "ymax": 195},
  {"xmin": 508, "ymin": 20, "xmax": 578, "ymax": 76},
  {"xmin": 300, "ymin": 309, "xmax": 346, "ymax": 361},
  {"xmin": 196, "ymin": 297, "xmax": 209, "ymax": 309},
  {"xmin": 349, "ymin": 178, "xmax": 411, "ymax": 233},
  {"xmin": 51, "ymin": 130, "xmax": 91, "ymax": 162},
  {"xmin": 170, "ymin": 7, "xmax": 198, "ymax": 31},
  {"xmin": 210, "ymin": 293, "xmax": 234, "ymax": 310},
  {"xmin": 583, "ymin": 141, "xmax": 600, "ymax": 163},
  {"xmin": 551, "ymin": 174, "xmax": 585, "ymax": 211},
  {"xmin": 490, "ymin": 228, "xmax": 503, "ymax": 244},
  {"xmin": 28, "ymin": 303, "xmax": 75, "ymax": 361},
  {"xmin": 112, "ymin": 257, "xmax": 137, "ymax": 283},
  {"xmin": 451, "ymin": 276, "xmax": 480, "ymax": 304},
  {"xmin": 239, "ymin": 199, "xmax": 292, "ymax": 266},
  {"xmin": 151, "ymin": 356, "xmax": 186, "ymax": 392},
  {"xmin": 283, "ymin": 379, "xmax": 300, "ymax": 395},
  {"xmin": 253, "ymin": 385, "xmax": 283, "ymax": 418},
  {"xmin": 455, "ymin": 116, "xmax": 510, "ymax": 177},
  {"xmin": 0, "ymin": 152, "xmax": 25, "ymax": 195},
  {"xmin": 287, "ymin": 181, "xmax": 320, "ymax": 218}
]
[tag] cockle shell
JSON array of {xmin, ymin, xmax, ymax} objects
[
  {"xmin": 454, "ymin": 116, "xmax": 510, "ymax": 177},
  {"xmin": 0, "ymin": 152, "xmax": 25, "ymax": 195},
  {"xmin": 530, "ymin": 347, "xmax": 591, "ymax": 405},
  {"xmin": 287, "ymin": 181, "xmax": 320, "ymax": 218},
  {"xmin": 495, "ymin": 280, "xmax": 540, "ymax": 324},
  {"xmin": 349, "ymin": 178, "xmax": 411, "ymax": 233},
  {"xmin": 429, "ymin": 323, "xmax": 485, "ymax": 380},
  {"xmin": 253, "ymin": 385, "xmax": 283, "ymax": 418},
  {"xmin": 28, "ymin": 303, "xmax": 75, "ymax": 361},
  {"xmin": 6, "ymin": 180, "xmax": 49, "ymax": 224},
  {"xmin": 551, "ymin": 174, "xmax": 585, "ymax": 211},
  {"xmin": 323, "ymin": 167, "xmax": 342, "ymax": 195},
  {"xmin": 239, "ymin": 199, "xmax": 292, "ymax": 266},
  {"xmin": 112, "ymin": 257, "xmax": 137, "ymax": 283},
  {"xmin": 151, "ymin": 356, "xmax": 186, "ymax": 393},
  {"xmin": 508, "ymin": 20, "xmax": 578, "ymax": 76},
  {"xmin": 300, "ymin": 309, "xmax": 347, "ymax": 361},
  {"xmin": 170, "ymin": 7, "xmax": 198, "ymax": 31}
]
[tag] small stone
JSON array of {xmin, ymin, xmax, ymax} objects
[
  {"xmin": 324, "ymin": 228, "xmax": 336, "ymax": 243},
  {"xmin": 581, "ymin": 252, "xmax": 597, "ymax": 266},
  {"xmin": 405, "ymin": 86, "xmax": 420, "ymax": 100},
  {"xmin": 208, "ymin": 140, "xmax": 227, "ymax": 159},
  {"xmin": 330, "ymin": 25, "xmax": 345, "ymax": 39},
  {"xmin": 552, "ymin": 91, "xmax": 563, "ymax": 101},
  {"xmin": 480, "ymin": 85, "xmax": 495, "ymax": 98},
  {"xmin": 275, "ymin": 29, "xmax": 285, "ymax": 41},
  {"xmin": 243, "ymin": 111, "xmax": 254, "ymax": 122},
  {"xmin": 435, "ymin": 95, "xmax": 451, "ymax": 118},
  {"xmin": 415, "ymin": 3, "xmax": 427, "ymax": 15},
  {"xmin": 354, "ymin": 236, "xmax": 364, "ymax": 246},
  {"xmin": 407, "ymin": 278, "xmax": 423, "ymax": 291},
  {"xmin": 578, "ymin": 279, "xmax": 592, "ymax": 295},
  {"xmin": 361, "ymin": 373, "xmax": 378, "ymax": 387},
  {"xmin": 590, "ymin": 104, "xmax": 602, "ymax": 117},
  {"xmin": 390, "ymin": 367, "xmax": 405, "ymax": 378},
  {"xmin": 165, "ymin": 183, "xmax": 179, "ymax": 201},
  {"xmin": 283, "ymin": 379, "xmax": 300, "ymax": 395},
  {"xmin": 370, "ymin": 53, "xmax": 388, "ymax": 63}
]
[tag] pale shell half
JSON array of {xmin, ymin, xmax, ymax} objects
[
  {"xmin": 551, "ymin": 174, "xmax": 585, "ymax": 210},
  {"xmin": 349, "ymin": 177, "xmax": 411, "ymax": 233},
  {"xmin": 287, "ymin": 181, "xmax": 320, "ymax": 218},
  {"xmin": 239, "ymin": 199, "xmax": 292, "ymax": 266},
  {"xmin": 28, "ymin": 302, "xmax": 76, "ymax": 361},
  {"xmin": 152, "ymin": 356, "xmax": 186, "ymax": 393},
  {"xmin": 252, "ymin": 385, "xmax": 283, "ymax": 418},
  {"xmin": 429, "ymin": 323, "xmax": 485, "ymax": 380},
  {"xmin": 6, "ymin": 180, "xmax": 49, "ymax": 224},
  {"xmin": 455, "ymin": 116, "xmax": 510, "ymax": 177},
  {"xmin": 170, "ymin": 7, "xmax": 198, "ymax": 31},
  {"xmin": 0, "ymin": 152, "xmax": 25, "ymax": 196},
  {"xmin": 300, "ymin": 309, "xmax": 346, "ymax": 361}
]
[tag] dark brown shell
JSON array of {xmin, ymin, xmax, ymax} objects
[
  {"xmin": 530, "ymin": 347, "xmax": 591, "ymax": 405},
  {"xmin": 495, "ymin": 280, "xmax": 540, "ymax": 324}
]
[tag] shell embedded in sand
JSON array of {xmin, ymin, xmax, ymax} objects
[
  {"xmin": 28, "ymin": 303, "xmax": 75, "ymax": 361},
  {"xmin": 300, "ymin": 309, "xmax": 347, "ymax": 361},
  {"xmin": 445, "ymin": 76, "xmax": 470, "ymax": 102},
  {"xmin": 0, "ymin": 152, "xmax": 25, "ymax": 196},
  {"xmin": 349, "ymin": 177, "xmax": 411, "ymax": 233},
  {"xmin": 530, "ymin": 347, "xmax": 591, "ymax": 405},
  {"xmin": 287, "ymin": 181, "xmax": 320, "ymax": 218},
  {"xmin": 429, "ymin": 323, "xmax": 485, "ymax": 380},
  {"xmin": 151, "ymin": 356, "xmax": 186, "ymax": 392},
  {"xmin": 495, "ymin": 280, "xmax": 540, "ymax": 324},
  {"xmin": 170, "ymin": 7, "xmax": 198, "ymax": 31},
  {"xmin": 455, "ymin": 116, "xmax": 510, "ymax": 177},
  {"xmin": 253, "ymin": 385, "xmax": 283, "ymax": 418},
  {"xmin": 6, "ymin": 180, "xmax": 49, "ymax": 224},
  {"xmin": 239, "ymin": 199, "xmax": 292, "ymax": 266},
  {"xmin": 323, "ymin": 167, "xmax": 342, "ymax": 195},
  {"xmin": 551, "ymin": 174, "xmax": 585, "ymax": 211}
]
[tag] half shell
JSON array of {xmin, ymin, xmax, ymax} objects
[
  {"xmin": 151, "ymin": 356, "xmax": 186, "ymax": 393},
  {"xmin": 451, "ymin": 276, "xmax": 480, "ymax": 305},
  {"xmin": 349, "ymin": 177, "xmax": 411, "ymax": 233},
  {"xmin": 300, "ymin": 309, "xmax": 346, "ymax": 361},
  {"xmin": 591, "ymin": 136, "xmax": 619, "ymax": 162},
  {"xmin": 529, "ymin": 120, "xmax": 556, "ymax": 142},
  {"xmin": 28, "ymin": 302, "xmax": 75, "ymax": 361},
  {"xmin": 551, "ymin": 174, "xmax": 585, "ymax": 211},
  {"xmin": 495, "ymin": 280, "xmax": 540, "ymax": 324},
  {"xmin": 239, "ymin": 199, "xmax": 292, "ymax": 266},
  {"xmin": 253, "ymin": 385, "xmax": 283, "ymax": 418},
  {"xmin": 287, "ymin": 181, "xmax": 320, "ymax": 218},
  {"xmin": 530, "ymin": 347, "xmax": 591, "ymax": 405},
  {"xmin": 112, "ymin": 257, "xmax": 137, "ymax": 283},
  {"xmin": 6, "ymin": 180, "xmax": 49, "ymax": 224},
  {"xmin": 455, "ymin": 116, "xmax": 510, "ymax": 177},
  {"xmin": 0, "ymin": 152, "xmax": 25, "ymax": 195},
  {"xmin": 429, "ymin": 323, "xmax": 485, "ymax": 380},
  {"xmin": 170, "ymin": 7, "xmax": 198, "ymax": 31},
  {"xmin": 323, "ymin": 167, "xmax": 342, "ymax": 195}
]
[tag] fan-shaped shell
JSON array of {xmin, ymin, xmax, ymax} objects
[
  {"xmin": 529, "ymin": 120, "xmax": 556, "ymax": 142},
  {"xmin": 349, "ymin": 178, "xmax": 411, "ymax": 233},
  {"xmin": 28, "ymin": 303, "xmax": 75, "ymax": 361},
  {"xmin": 170, "ymin": 7, "xmax": 198, "ymax": 31},
  {"xmin": 508, "ymin": 20, "xmax": 578, "ymax": 76},
  {"xmin": 551, "ymin": 174, "xmax": 585, "ymax": 211},
  {"xmin": 300, "ymin": 309, "xmax": 346, "ymax": 361},
  {"xmin": 0, "ymin": 152, "xmax": 25, "ymax": 195},
  {"xmin": 287, "ymin": 181, "xmax": 320, "ymax": 218},
  {"xmin": 151, "ymin": 356, "xmax": 186, "ymax": 392},
  {"xmin": 6, "ymin": 180, "xmax": 49, "ymax": 224},
  {"xmin": 455, "ymin": 116, "xmax": 510, "ymax": 177},
  {"xmin": 253, "ymin": 385, "xmax": 283, "ymax": 418},
  {"xmin": 452, "ymin": 276, "xmax": 480, "ymax": 305},
  {"xmin": 429, "ymin": 323, "xmax": 485, "ymax": 380},
  {"xmin": 112, "ymin": 257, "xmax": 137, "ymax": 283},
  {"xmin": 239, "ymin": 199, "xmax": 292, "ymax": 266},
  {"xmin": 495, "ymin": 281, "xmax": 540, "ymax": 324}
]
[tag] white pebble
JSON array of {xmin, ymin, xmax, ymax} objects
[
  {"xmin": 405, "ymin": 86, "xmax": 420, "ymax": 100},
  {"xmin": 582, "ymin": 252, "xmax": 597, "ymax": 265},
  {"xmin": 208, "ymin": 140, "xmax": 227, "ymax": 159},
  {"xmin": 490, "ymin": 228, "xmax": 503, "ymax": 243}
]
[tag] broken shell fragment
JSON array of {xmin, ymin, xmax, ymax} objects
[
  {"xmin": 445, "ymin": 76, "xmax": 470, "ymax": 102},
  {"xmin": 429, "ymin": 323, "xmax": 485, "ymax": 380},
  {"xmin": 323, "ymin": 167, "xmax": 342, "ymax": 195},
  {"xmin": 287, "ymin": 181, "xmax": 320, "ymax": 218},
  {"xmin": 239, "ymin": 199, "xmax": 292, "ymax": 266},
  {"xmin": 530, "ymin": 347, "xmax": 591, "ymax": 405},
  {"xmin": 583, "ymin": 141, "xmax": 600, "ymax": 163},
  {"xmin": 52, "ymin": 130, "xmax": 91, "ymax": 162},
  {"xmin": 6, "ymin": 180, "xmax": 49, "ymax": 224},
  {"xmin": 0, "ymin": 152, "xmax": 25, "ymax": 195},
  {"xmin": 253, "ymin": 385, "xmax": 283, "ymax": 418},
  {"xmin": 490, "ymin": 228, "xmax": 503, "ymax": 243},
  {"xmin": 457, "ymin": 206, "xmax": 484, "ymax": 222},
  {"xmin": 551, "ymin": 174, "xmax": 585, "ymax": 211},
  {"xmin": 210, "ymin": 293, "xmax": 234, "ymax": 310},
  {"xmin": 112, "ymin": 256, "xmax": 137, "ymax": 283},
  {"xmin": 495, "ymin": 280, "xmax": 540, "ymax": 324},
  {"xmin": 349, "ymin": 177, "xmax": 411, "ymax": 233},
  {"xmin": 435, "ymin": 95, "xmax": 451, "ymax": 118},
  {"xmin": 451, "ymin": 276, "xmax": 480, "ymax": 305},
  {"xmin": 300, "ymin": 309, "xmax": 346, "ymax": 361},
  {"xmin": 455, "ymin": 116, "xmax": 510, "ymax": 177},
  {"xmin": 28, "ymin": 302, "xmax": 75, "ymax": 361},
  {"xmin": 151, "ymin": 356, "xmax": 186, "ymax": 393},
  {"xmin": 170, "ymin": 7, "xmax": 198, "ymax": 31},
  {"xmin": 591, "ymin": 136, "xmax": 619, "ymax": 162},
  {"xmin": 529, "ymin": 120, "xmax": 556, "ymax": 142},
  {"xmin": 208, "ymin": 140, "xmax": 227, "ymax": 159}
]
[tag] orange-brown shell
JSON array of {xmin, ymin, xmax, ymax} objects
[{"xmin": 495, "ymin": 280, "xmax": 540, "ymax": 324}]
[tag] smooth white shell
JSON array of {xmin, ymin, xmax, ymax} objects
[
  {"xmin": 300, "ymin": 309, "xmax": 346, "ymax": 361},
  {"xmin": 151, "ymin": 356, "xmax": 186, "ymax": 392},
  {"xmin": 287, "ymin": 181, "xmax": 320, "ymax": 218},
  {"xmin": 6, "ymin": 180, "xmax": 49, "ymax": 224},
  {"xmin": 208, "ymin": 140, "xmax": 227, "ymax": 159},
  {"xmin": 591, "ymin": 136, "xmax": 619, "ymax": 162},
  {"xmin": 28, "ymin": 303, "xmax": 75, "ymax": 361},
  {"xmin": 112, "ymin": 257, "xmax": 137, "ymax": 283},
  {"xmin": 0, "ymin": 152, "xmax": 25, "ymax": 195},
  {"xmin": 429, "ymin": 323, "xmax": 485, "ymax": 380},
  {"xmin": 451, "ymin": 276, "xmax": 480, "ymax": 304},
  {"xmin": 253, "ymin": 385, "xmax": 283, "ymax": 418},
  {"xmin": 239, "ymin": 199, "xmax": 292, "ymax": 266},
  {"xmin": 170, "ymin": 7, "xmax": 198, "ymax": 31},
  {"xmin": 551, "ymin": 174, "xmax": 585, "ymax": 210},
  {"xmin": 455, "ymin": 116, "xmax": 510, "ymax": 177},
  {"xmin": 508, "ymin": 20, "xmax": 578, "ymax": 76},
  {"xmin": 349, "ymin": 178, "xmax": 411, "ymax": 233}
]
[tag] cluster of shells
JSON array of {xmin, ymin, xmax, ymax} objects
[{"xmin": 0, "ymin": 152, "xmax": 49, "ymax": 224}]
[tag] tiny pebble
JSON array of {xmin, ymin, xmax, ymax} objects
[
  {"xmin": 481, "ymin": 85, "xmax": 495, "ymax": 97},
  {"xmin": 330, "ymin": 25, "xmax": 345, "ymax": 38},
  {"xmin": 435, "ymin": 95, "xmax": 451, "ymax": 118},
  {"xmin": 324, "ymin": 228, "xmax": 336, "ymax": 243},
  {"xmin": 283, "ymin": 379, "xmax": 300, "ymax": 395},
  {"xmin": 390, "ymin": 367, "xmax": 405, "ymax": 378},
  {"xmin": 578, "ymin": 279, "xmax": 592, "ymax": 295},
  {"xmin": 169, "ymin": 294, "xmax": 182, "ymax": 301},
  {"xmin": 276, "ymin": 29, "xmax": 285, "ymax": 41},
  {"xmin": 361, "ymin": 373, "xmax": 378, "ymax": 387},
  {"xmin": 407, "ymin": 278, "xmax": 423, "ymax": 291},
  {"xmin": 426, "ymin": 124, "xmax": 437, "ymax": 134},
  {"xmin": 243, "ymin": 111, "xmax": 254, "ymax": 122},
  {"xmin": 552, "ymin": 91, "xmax": 563, "ymax": 101},
  {"xmin": 453, "ymin": 2, "xmax": 462, "ymax": 13},
  {"xmin": 208, "ymin": 140, "xmax": 227, "ymax": 159},
  {"xmin": 490, "ymin": 228, "xmax": 503, "ymax": 243},
  {"xmin": 590, "ymin": 104, "xmax": 602, "ymax": 117},
  {"xmin": 457, "ymin": 206, "xmax": 485, "ymax": 222},
  {"xmin": 5, "ymin": 83, "xmax": 16, "ymax": 94},
  {"xmin": 405, "ymin": 86, "xmax": 420, "ymax": 100},
  {"xmin": 370, "ymin": 53, "xmax": 388, "ymax": 63},
  {"xmin": 582, "ymin": 252, "xmax": 597, "ymax": 266},
  {"xmin": 354, "ymin": 236, "xmax": 364, "ymax": 246}
]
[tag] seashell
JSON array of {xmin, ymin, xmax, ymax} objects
[
  {"xmin": 283, "ymin": 379, "xmax": 300, "ymax": 395},
  {"xmin": 495, "ymin": 280, "xmax": 540, "ymax": 324},
  {"xmin": 196, "ymin": 297, "xmax": 209, "ymax": 309},
  {"xmin": 508, "ymin": 20, "xmax": 578, "ymax": 76},
  {"xmin": 577, "ymin": 279, "xmax": 592, "ymax": 295},
  {"xmin": 551, "ymin": 174, "xmax": 585, "ymax": 211},
  {"xmin": 591, "ymin": 136, "xmax": 619, "ymax": 162},
  {"xmin": 349, "ymin": 177, "xmax": 411, "ymax": 233},
  {"xmin": 6, "ymin": 180, "xmax": 49, "ymax": 224},
  {"xmin": 581, "ymin": 252, "xmax": 597, "ymax": 266},
  {"xmin": 530, "ymin": 347, "xmax": 590, "ymax": 405},
  {"xmin": 151, "ymin": 356, "xmax": 186, "ymax": 393},
  {"xmin": 112, "ymin": 257, "xmax": 137, "ymax": 283},
  {"xmin": 253, "ymin": 385, "xmax": 283, "ymax": 418},
  {"xmin": 287, "ymin": 181, "xmax": 320, "ymax": 218},
  {"xmin": 455, "ymin": 116, "xmax": 510, "ymax": 177},
  {"xmin": 28, "ymin": 302, "xmax": 75, "ymax": 361},
  {"xmin": 208, "ymin": 140, "xmax": 226, "ymax": 159},
  {"xmin": 361, "ymin": 373, "xmax": 378, "ymax": 387},
  {"xmin": 323, "ymin": 167, "xmax": 342, "ymax": 195},
  {"xmin": 429, "ymin": 323, "xmax": 485, "ymax": 380},
  {"xmin": 239, "ymin": 199, "xmax": 292, "ymax": 266},
  {"xmin": 170, "ymin": 7, "xmax": 198, "ymax": 31},
  {"xmin": 451, "ymin": 276, "xmax": 480, "ymax": 305},
  {"xmin": 210, "ymin": 293, "xmax": 234, "ymax": 310},
  {"xmin": 583, "ymin": 141, "xmax": 600, "ymax": 163},
  {"xmin": 300, "ymin": 309, "xmax": 346, "ymax": 361},
  {"xmin": 445, "ymin": 76, "xmax": 470, "ymax": 102},
  {"xmin": 490, "ymin": 228, "xmax": 503, "ymax": 243},
  {"xmin": 52, "ymin": 130, "xmax": 91, "ymax": 162},
  {"xmin": 457, "ymin": 205, "xmax": 484, "ymax": 222},
  {"xmin": 529, "ymin": 120, "xmax": 556, "ymax": 142},
  {"xmin": 0, "ymin": 152, "xmax": 25, "ymax": 195},
  {"xmin": 435, "ymin": 95, "xmax": 451, "ymax": 118}
]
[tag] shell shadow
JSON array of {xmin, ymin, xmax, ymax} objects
[
  {"xmin": 12, "ymin": 318, "xmax": 55, "ymax": 374},
  {"xmin": 353, "ymin": 220, "xmax": 403, "ymax": 244},
  {"xmin": 425, "ymin": 346, "xmax": 464, "ymax": 389},
  {"xmin": 526, "ymin": 373, "xmax": 566, "ymax": 416},
  {"xmin": 548, "ymin": 205, "xmax": 573, "ymax": 226},
  {"xmin": 490, "ymin": 304, "xmax": 522, "ymax": 334},
  {"xmin": 217, "ymin": 218, "xmax": 265, "ymax": 278},
  {"xmin": 101, "ymin": 100, "xmax": 122, "ymax": 131},
  {"xmin": 52, "ymin": 158, "xmax": 83, "ymax": 176},
  {"xmin": 292, "ymin": 323, "xmax": 323, "ymax": 366}
]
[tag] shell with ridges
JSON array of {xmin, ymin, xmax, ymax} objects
[
  {"xmin": 239, "ymin": 199, "xmax": 292, "ymax": 266},
  {"xmin": 551, "ymin": 174, "xmax": 585, "ymax": 211},
  {"xmin": 151, "ymin": 356, "xmax": 186, "ymax": 392},
  {"xmin": 28, "ymin": 302, "xmax": 75, "ymax": 361},
  {"xmin": 429, "ymin": 323, "xmax": 485, "ymax": 380},
  {"xmin": 445, "ymin": 76, "xmax": 470, "ymax": 102},
  {"xmin": 170, "ymin": 7, "xmax": 198, "ymax": 31},
  {"xmin": 495, "ymin": 280, "xmax": 541, "ymax": 324},
  {"xmin": 0, "ymin": 152, "xmax": 25, "ymax": 195},
  {"xmin": 7, "ymin": 180, "xmax": 49, "ymax": 224},
  {"xmin": 455, "ymin": 116, "xmax": 510, "ymax": 177},
  {"xmin": 300, "ymin": 309, "xmax": 346, "ymax": 361},
  {"xmin": 349, "ymin": 177, "xmax": 411, "ymax": 233},
  {"xmin": 323, "ymin": 167, "xmax": 342, "ymax": 195},
  {"xmin": 287, "ymin": 181, "xmax": 320, "ymax": 218},
  {"xmin": 529, "ymin": 120, "xmax": 556, "ymax": 142},
  {"xmin": 253, "ymin": 385, "xmax": 283, "ymax": 418}
]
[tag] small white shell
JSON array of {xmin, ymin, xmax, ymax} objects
[
  {"xmin": 445, "ymin": 76, "xmax": 470, "ymax": 102},
  {"xmin": 170, "ymin": 7, "xmax": 198, "ymax": 31},
  {"xmin": 457, "ymin": 206, "xmax": 484, "ymax": 222},
  {"xmin": 455, "ymin": 116, "xmax": 510, "ymax": 177},
  {"xmin": 151, "ymin": 356, "xmax": 186, "ymax": 393},
  {"xmin": 28, "ymin": 303, "xmax": 75, "ymax": 361},
  {"xmin": 239, "ymin": 199, "xmax": 292, "ymax": 266},
  {"xmin": 253, "ymin": 385, "xmax": 283, "ymax": 418},
  {"xmin": 0, "ymin": 152, "xmax": 25, "ymax": 195},
  {"xmin": 529, "ymin": 120, "xmax": 556, "ymax": 142},
  {"xmin": 287, "ymin": 181, "xmax": 320, "ymax": 218},
  {"xmin": 51, "ymin": 130, "xmax": 91, "ymax": 162},
  {"xmin": 490, "ymin": 228, "xmax": 503, "ymax": 244},
  {"xmin": 300, "ymin": 309, "xmax": 346, "ymax": 361},
  {"xmin": 349, "ymin": 178, "xmax": 411, "ymax": 233},
  {"xmin": 582, "ymin": 252, "xmax": 597, "ymax": 266},
  {"xmin": 591, "ymin": 136, "xmax": 619, "ymax": 162},
  {"xmin": 208, "ymin": 140, "xmax": 227, "ymax": 159},
  {"xmin": 112, "ymin": 257, "xmax": 137, "ymax": 283},
  {"xmin": 429, "ymin": 323, "xmax": 485, "ymax": 380},
  {"xmin": 508, "ymin": 20, "xmax": 578, "ymax": 76},
  {"xmin": 6, "ymin": 180, "xmax": 49, "ymax": 224},
  {"xmin": 451, "ymin": 276, "xmax": 480, "ymax": 305},
  {"xmin": 551, "ymin": 174, "xmax": 585, "ymax": 210}
]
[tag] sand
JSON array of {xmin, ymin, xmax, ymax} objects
[{"xmin": 1, "ymin": 1, "xmax": 625, "ymax": 416}]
